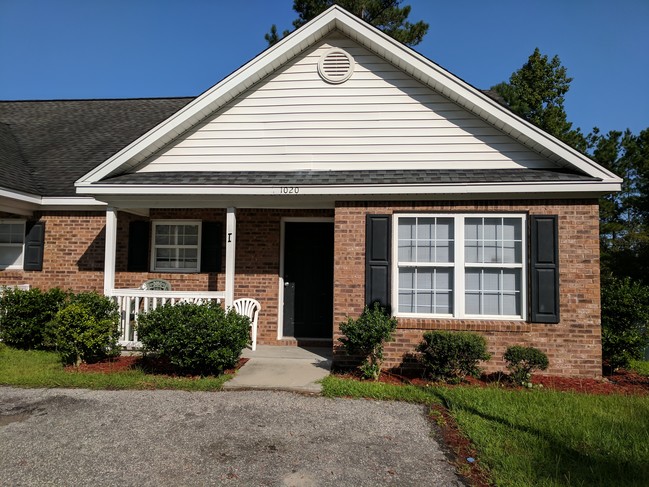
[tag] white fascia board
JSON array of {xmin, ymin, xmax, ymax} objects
[
  {"xmin": 76, "ymin": 12, "xmax": 339, "ymax": 186},
  {"xmin": 78, "ymin": 180, "xmax": 620, "ymax": 197},
  {"xmin": 39, "ymin": 197, "xmax": 107, "ymax": 211},
  {"xmin": 0, "ymin": 187, "xmax": 42, "ymax": 205},
  {"xmin": 0, "ymin": 187, "xmax": 106, "ymax": 213}
]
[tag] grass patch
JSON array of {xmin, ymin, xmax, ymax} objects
[
  {"xmin": 322, "ymin": 376, "xmax": 649, "ymax": 486},
  {"xmin": 321, "ymin": 375, "xmax": 438, "ymax": 404},
  {"xmin": 0, "ymin": 344, "xmax": 230, "ymax": 391},
  {"xmin": 630, "ymin": 359, "xmax": 649, "ymax": 376}
]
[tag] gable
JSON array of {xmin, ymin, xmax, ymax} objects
[
  {"xmin": 76, "ymin": 5, "xmax": 620, "ymax": 199},
  {"xmin": 135, "ymin": 34, "xmax": 554, "ymax": 173}
]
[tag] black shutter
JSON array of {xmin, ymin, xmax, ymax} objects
[
  {"xmin": 23, "ymin": 221, "xmax": 45, "ymax": 271},
  {"xmin": 200, "ymin": 221, "xmax": 222, "ymax": 272},
  {"xmin": 530, "ymin": 215, "xmax": 560, "ymax": 323},
  {"xmin": 127, "ymin": 220, "xmax": 150, "ymax": 272},
  {"xmin": 365, "ymin": 215, "xmax": 391, "ymax": 311}
]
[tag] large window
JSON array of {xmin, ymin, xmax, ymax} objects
[
  {"xmin": 0, "ymin": 220, "xmax": 25, "ymax": 270},
  {"xmin": 151, "ymin": 221, "xmax": 201, "ymax": 272},
  {"xmin": 394, "ymin": 214, "xmax": 525, "ymax": 319}
]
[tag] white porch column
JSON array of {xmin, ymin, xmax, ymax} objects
[
  {"xmin": 103, "ymin": 207, "xmax": 117, "ymax": 295},
  {"xmin": 225, "ymin": 207, "xmax": 236, "ymax": 308}
]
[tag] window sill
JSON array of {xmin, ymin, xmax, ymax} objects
[{"xmin": 395, "ymin": 316, "xmax": 533, "ymax": 333}]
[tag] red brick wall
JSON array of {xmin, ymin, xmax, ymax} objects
[
  {"xmin": 0, "ymin": 211, "xmax": 106, "ymax": 292},
  {"xmin": 0, "ymin": 208, "xmax": 333, "ymax": 348},
  {"xmin": 2, "ymin": 201, "xmax": 602, "ymax": 378},
  {"xmin": 332, "ymin": 200, "xmax": 602, "ymax": 378}
]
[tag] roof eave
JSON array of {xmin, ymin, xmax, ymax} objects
[{"xmin": 77, "ymin": 180, "xmax": 620, "ymax": 197}]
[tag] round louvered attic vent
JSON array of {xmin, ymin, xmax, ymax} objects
[{"xmin": 318, "ymin": 48, "xmax": 354, "ymax": 84}]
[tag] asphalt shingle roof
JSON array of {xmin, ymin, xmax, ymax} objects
[
  {"xmin": 0, "ymin": 121, "xmax": 35, "ymax": 194},
  {"xmin": 0, "ymin": 98, "xmax": 193, "ymax": 196},
  {"xmin": 100, "ymin": 168, "xmax": 599, "ymax": 186}
]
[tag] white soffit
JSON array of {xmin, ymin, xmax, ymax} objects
[{"xmin": 75, "ymin": 5, "xmax": 621, "ymax": 189}]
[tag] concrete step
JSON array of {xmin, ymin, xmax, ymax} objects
[{"xmin": 223, "ymin": 346, "xmax": 332, "ymax": 393}]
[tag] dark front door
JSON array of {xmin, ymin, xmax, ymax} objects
[{"xmin": 282, "ymin": 221, "xmax": 334, "ymax": 339}]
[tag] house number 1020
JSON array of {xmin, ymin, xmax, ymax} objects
[{"xmin": 280, "ymin": 187, "xmax": 300, "ymax": 194}]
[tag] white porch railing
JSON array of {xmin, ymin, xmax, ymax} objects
[{"xmin": 108, "ymin": 289, "xmax": 226, "ymax": 348}]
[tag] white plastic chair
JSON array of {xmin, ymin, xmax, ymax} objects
[
  {"xmin": 140, "ymin": 279, "xmax": 171, "ymax": 291},
  {"xmin": 233, "ymin": 298, "xmax": 261, "ymax": 351}
]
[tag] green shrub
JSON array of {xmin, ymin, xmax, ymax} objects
[
  {"xmin": 503, "ymin": 345, "xmax": 549, "ymax": 386},
  {"xmin": 417, "ymin": 330, "xmax": 491, "ymax": 382},
  {"xmin": 137, "ymin": 302, "xmax": 250, "ymax": 375},
  {"xmin": 338, "ymin": 303, "xmax": 397, "ymax": 380},
  {"xmin": 48, "ymin": 292, "xmax": 120, "ymax": 366},
  {"xmin": 0, "ymin": 287, "xmax": 68, "ymax": 349},
  {"xmin": 601, "ymin": 277, "xmax": 649, "ymax": 371}
]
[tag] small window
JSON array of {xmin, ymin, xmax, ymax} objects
[
  {"xmin": 394, "ymin": 214, "xmax": 526, "ymax": 319},
  {"xmin": 0, "ymin": 220, "xmax": 25, "ymax": 270},
  {"xmin": 151, "ymin": 221, "xmax": 201, "ymax": 272}
]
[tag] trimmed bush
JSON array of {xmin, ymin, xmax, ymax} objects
[
  {"xmin": 0, "ymin": 287, "xmax": 68, "ymax": 349},
  {"xmin": 137, "ymin": 302, "xmax": 250, "ymax": 375},
  {"xmin": 601, "ymin": 277, "xmax": 649, "ymax": 371},
  {"xmin": 48, "ymin": 292, "xmax": 120, "ymax": 366},
  {"xmin": 503, "ymin": 346, "xmax": 549, "ymax": 386},
  {"xmin": 417, "ymin": 330, "xmax": 491, "ymax": 382},
  {"xmin": 338, "ymin": 303, "xmax": 397, "ymax": 380}
]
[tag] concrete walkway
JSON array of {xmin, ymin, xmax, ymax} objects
[{"xmin": 223, "ymin": 346, "xmax": 332, "ymax": 393}]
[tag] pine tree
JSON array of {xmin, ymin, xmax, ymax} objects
[
  {"xmin": 492, "ymin": 48, "xmax": 587, "ymax": 152},
  {"xmin": 266, "ymin": 0, "xmax": 428, "ymax": 46}
]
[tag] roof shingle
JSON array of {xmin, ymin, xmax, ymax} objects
[
  {"xmin": 99, "ymin": 168, "xmax": 599, "ymax": 186},
  {"xmin": 0, "ymin": 98, "xmax": 193, "ymax": 196}
]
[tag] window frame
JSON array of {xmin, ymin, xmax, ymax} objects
[
  {"xmin": 150, "ymin": 220, "xmax": 202, "ymax": 273},
  {"xmin": 0, "ymin": 219, "xmax": 26, "ymax": 270},
  {"xmin": 392, "ymin": 213, "xmax": 527, "ymax": 320}
]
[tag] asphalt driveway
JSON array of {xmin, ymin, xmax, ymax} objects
[{"xmin": 0, "ymin": 387, "xmax": 462, "ymax": 486}]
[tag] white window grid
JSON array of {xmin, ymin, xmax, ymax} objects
[
  {"xmin": 397, "ymin": 216, "xmax": 454, "ymax": 316},
  {"xmin": 393, "ymin": 213, "xmax": 526, "ymax": 320},
  {"xmin": 151, "ymin": 220, "xmax": 202, "ymax": 273},
  {"xmin": 0, "ymin": 220, "xmax": 26, "ymax": 270}
]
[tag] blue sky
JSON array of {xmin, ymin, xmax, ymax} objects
[{"xmin": 1, "ymin": 0, "xmax": 647, "ymax": 135}]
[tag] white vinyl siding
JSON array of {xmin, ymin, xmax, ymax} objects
[
  {"xmin": 0, "ymin": 220, "xmax": 25, "ymax": 270},
  {"xmin": 394, "ymin": 214, "xmax": 526, "ymax": 320},
  {"xmin": 151, "ymin": 221, "xmax": 201, "ymax": 273},
  {"xmin": 137, "ymin": 34, "xmax": 551, "ymax": 173}
]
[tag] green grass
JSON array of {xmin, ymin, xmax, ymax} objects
[
  {"xmin": 630, "ymin": 359, "xmax": 649, "ymax": 376},
  {"xmin": 321, "ymin": 375, "xmax": 439, "ymax": 404},
  {"xmin": 0, "ymin": 344, "xmax": 230, "ymax": 391},
  {"xmin": 322, "ymin": 376, "xmax": 649, "ymax": 487}
]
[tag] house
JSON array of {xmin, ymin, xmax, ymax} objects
[{"xmin": 0, "ymin": 6, "xmax": 621, "ymax": 378}]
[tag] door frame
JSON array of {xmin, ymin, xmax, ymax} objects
[{"xmin": 277, "ymin": 217, "xmax": 335, "ymax": 340}]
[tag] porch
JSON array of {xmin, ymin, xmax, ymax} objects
[{"xmin": 101, "ymin": 206, "xmax": 336, "ymax": 349}]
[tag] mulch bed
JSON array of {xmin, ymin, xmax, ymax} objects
[{"xmin": 65, "ymin": 355, "xmax": 249, "ymax": 377}]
